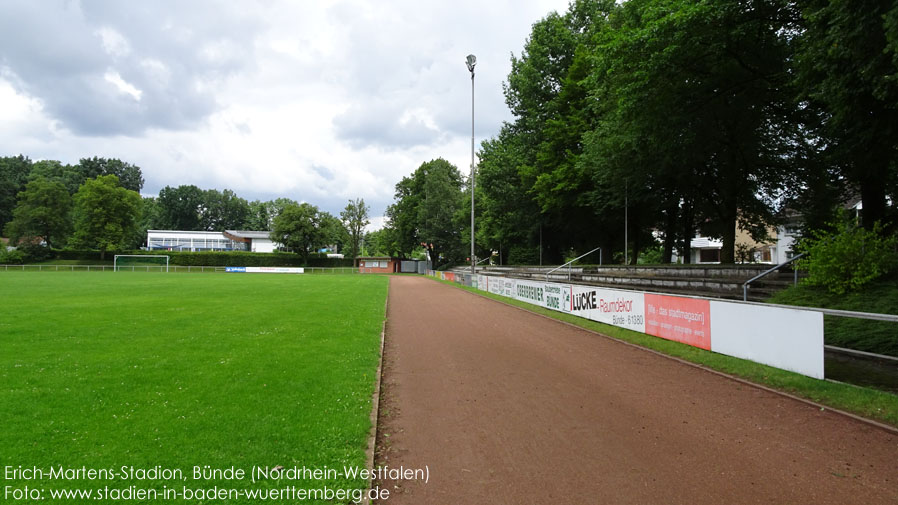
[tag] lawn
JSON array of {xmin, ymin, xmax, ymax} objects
[{"xmin": 0, "ymin": 272, "xmax": 388, "ymax": 504}]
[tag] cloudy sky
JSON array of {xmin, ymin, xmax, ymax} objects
[{"xmin": 0, "ymin": 0, "xmax": 569, "ymax": 228}]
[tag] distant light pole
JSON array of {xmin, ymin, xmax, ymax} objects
[{"xmin": 466, "ymin": 54, "xmax": 476, "ymax": 276}]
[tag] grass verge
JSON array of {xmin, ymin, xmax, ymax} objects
[
  {"xmin": 0, "ymin": 272, "xmax": 388, "ymax": 504},
  {"xmin": 434, "ymin": 278, "xmax": 898, "ymax": 429}
]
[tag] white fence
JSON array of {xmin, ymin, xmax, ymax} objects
[{"xmin": 432, "ymin": 271, "xmax": 824, "ymax": 379}]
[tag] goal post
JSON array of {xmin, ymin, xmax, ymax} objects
[{"xmin": 114, "ymin": 255, "xmax": 170, "ymax": 272}]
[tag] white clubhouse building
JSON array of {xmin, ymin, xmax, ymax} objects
[{"xmin": 146, "ymin": 230, "xmax": 277, "ymax": 253}]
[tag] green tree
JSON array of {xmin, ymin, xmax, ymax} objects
[
  {"xmin": 157, "ymin": 185, "xmax": 205, "ymax": 230},
  {"xmin": 340, "ymin": 198, "xmax": 370, "ymax": 266},
  {"xmin": 502, "ymin": 5, "xmax": 614, "ymax": 262},
  {"xmin": 133, "ymin": 196, "xmax": 163, "ymax": 248},
  {"xmin": 583, "ymin": 0, "xmax": 799, "ymax": 263},
  {"xmin": 386, "ymin": 158, "xmax": 464, "ymax": 268},
  {"xmin": 71, "ymin": 175, "xmax": 142, "ymax": 259},
  {"xmin": 76, "ymin": 157, "xmax": 145, "ymax": 193},
  {"xmin": 200, "ymin": 189, "xmax": 250, "ymax": 231},
  {"xmin": 795, "ymin": 0, "xmax": 898, "ymax": 230},
  {"xmin": 419, "ymin": 161, "xmax": 464, "ymax": 266},
  {"xmin": 0, "ymin": 155, "xmax": 33, "ymax": 231},
  {"xmin": 385, "ymin": 177, "xmax": 422, "ymax": 258},
  {"xmin": 27, "ymin": 160, "xmax": 86, "ymax": 195},
  {"xmin": 246, "ymin": 198, "xmax": 299, "ymax": 230},
  {"xmin": 318, "ymin": 211, "xmax": 346, "ymax": 253},
  {"xmin": 269, "ymin": 203, "xmax": 326, "ymax": 263},
  {"xmin": 3, "ymin": 177, "xmax": 72, "ymax": 250},
  {"xmin": 362, "ymin": 228, "xmax": 395, "ymax": 257},
  {"xmin": 246, "ymin": 200, "xmax": 272, "ymax": 230},
  {"xmin": 476, "ymin": 130, "xmax": 540, "ymax": 265}
]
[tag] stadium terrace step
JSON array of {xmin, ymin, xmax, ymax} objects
[{"xmin": 458, "ymin": 265, "xmax": 804, "ymax": 302}]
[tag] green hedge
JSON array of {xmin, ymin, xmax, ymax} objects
[{"xmin": 52, "ymin": 249, "xmax": 354, "ymax": 267}]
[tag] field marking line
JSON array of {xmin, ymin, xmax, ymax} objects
[
  {"xmin": 433, "ymin": 277, "xmax": 898, "ymax": 436},
  {"xmin": 362, "ymin": 285, "xmax": 389, "ymax": 505}
]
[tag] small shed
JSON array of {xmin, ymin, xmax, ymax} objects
[{"xmin": 358, "ymin": 256, "xmax": 401, "ymax": 274}]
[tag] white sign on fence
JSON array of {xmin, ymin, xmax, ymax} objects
[
  {"xmin": 709, "ymin": 301, "xmax": 824, "ymax": 379},
  {"xmin": 470, "ymin": 274, "xmax": 823, "ymax": 378},
  {"xmin": 226, "ymin": 266, "xmax": 304, "ymax": 274}
]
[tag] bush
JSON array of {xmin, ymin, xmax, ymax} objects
[
  {"xmin": 54, "ymin": 249, "xmax": 105, "ymax": 261},
  {"xmin": 17, "ymin": 243, "xmax": 53, "ymax": 262},
  {"xmin": 798, "ymin": 219, "xmax": 898, "ymax": 294},
  {"xmin": 638, "ymin": 245, "xmax": 664, "ymax": 265},
  {"xmin": 507, "ymin": 245, "xmax": 540, "ymax": 265},
  {"xmin": 0, "ymin": 248, "xmax": 25, "ymax": 264}
]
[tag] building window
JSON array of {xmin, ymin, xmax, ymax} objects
[{"xmin": 700, "ymin": 249, "xmax": 720, "ymax": 263}]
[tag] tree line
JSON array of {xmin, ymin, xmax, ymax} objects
[
  {"xmin": 379, "ymin": 0, "xmax": 898, "ymax": 268},
  {"xmin": 0, "ymin": 155, "xmax": 371, "ymax": 263}
]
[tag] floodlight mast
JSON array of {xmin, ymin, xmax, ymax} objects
[{"xmin": 467, "ymin": 54, "xmax": 476, "ymax": 277}]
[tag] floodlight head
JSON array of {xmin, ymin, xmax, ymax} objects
[{"xmin": 466, "ymin": 54, "xmax": 476, "ymax": 73}]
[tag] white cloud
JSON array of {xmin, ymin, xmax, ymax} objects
[
  {"xmin": 0, "ymin": 0, "xmax": 571, "ymax": 218},
  {"xmin": 0, "ymin": 77, "xmax": 38, "ymax": 121},
  {"xmin": 140, "ymin": 59, "xmax": 171, "ymax": 87},
  {"xmin": 95, "ymin": 27, "xmax": 130, "ymax": 58},
  {"xmin": 103, "ymin": 70, "xmax": 143, "ymax": 101}
]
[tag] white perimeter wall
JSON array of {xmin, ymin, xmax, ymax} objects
[
  {"xmin": 467, "ymin": 274, "xmax": 824, "ymax": 379},
  {"xmin": 709, "ymin": 301, "xmax": 823, "ymax": 378}
]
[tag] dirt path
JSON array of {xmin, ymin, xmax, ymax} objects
[{"xmin": 374, "ymin": 276, "xmax": 897, "ymax": 504}]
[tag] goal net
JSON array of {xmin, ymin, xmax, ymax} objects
[{"xmin": 114, "ymin": 255, "xmax": 170, "ymax": 272}]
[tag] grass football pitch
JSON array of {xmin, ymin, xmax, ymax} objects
[{"xmin": 0, "ymin": 272, "xmax": 388, "ymax": 503}]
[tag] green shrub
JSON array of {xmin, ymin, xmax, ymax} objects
[
  {"xmin": 638, "ymin": 245, "xmax": 664, "ymax": 265},
  {"xmin": 0, "ymin": 248, "xmax": 25, "ymax": 264},
  {"xmin": 798, "ymin": 219, "xmax": 898, "ymax": 294},
  {"xmin": 54, "ymin": 249, "xmax": 104, "ymax": 261},
  {"xmin": 507, "ymin": 245, "xmax": 540, "ymax": 265},
  {"xmin": 17, "ymin": 243, "xmax": 53, "ymax": 262}
]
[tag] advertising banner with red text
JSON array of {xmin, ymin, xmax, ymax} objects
[{"xmin": 644, "ymin": 294, "xmax": 711, "ymax": 350}]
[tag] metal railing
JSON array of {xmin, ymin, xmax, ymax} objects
[
  {"xmin": 812, "ymin": 307, "xmax": 898, "ymax": 323},
  {"xmin": 742, "ymin": 253, "xmax": 805, "ymax": 301},
  {"xmin": 545, "ymin": 246, "xmax": 602, "ymax": 281}
]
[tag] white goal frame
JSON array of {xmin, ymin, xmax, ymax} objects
[{"xmin": 114, "ymin": 255, "xmax": 170, "ymax": 272}]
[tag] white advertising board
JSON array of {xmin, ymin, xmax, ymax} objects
[
  {"xmin": 710, "ymin": 301, "xmax": 824, "ymax": 379},
  {"xmin": 543, "ymin": 283, "xmax": 568, "ymax": 312},
  {"xmin": 511, "ymin": 278, "xmax": 546, "ymax": 307},
  {"xmin": 503, "ymin": 278, "xmax": 646, "ymax": 333},
  {"xmin": 488, "ymin": 276, "xmax": 505, "ymax": 296},
  {"xmin": 474, "ymin": 274, "xmax": 824, "ymax": 379},
  {"xmin": 503, "ymin": 278, "xmax": 517, "ymax": 298},
  {"xmin": 566, "ymin": 284, "xmax": 646, "ymax": 332},
  {"xmin": 249, "ymin": 267, "xmax": 304, "ymax": 274}
]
